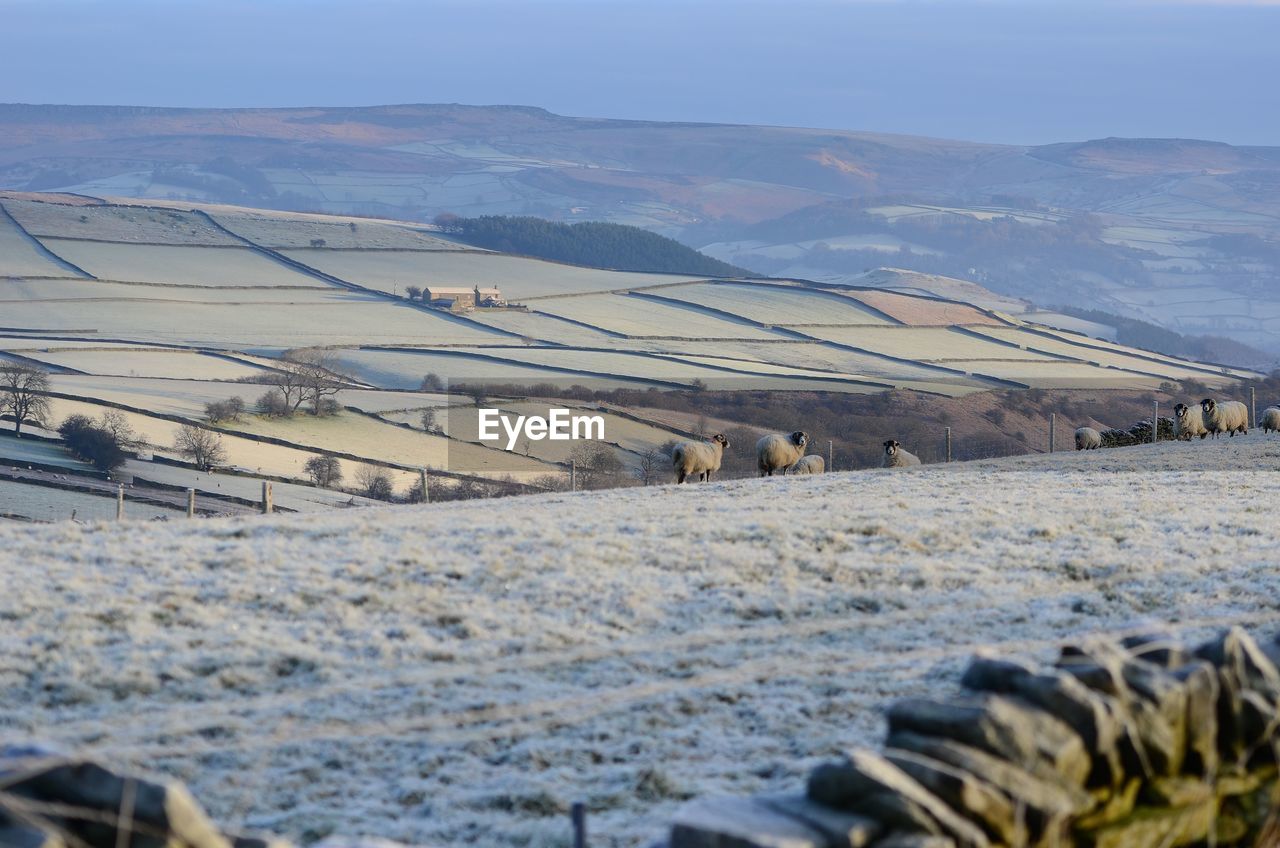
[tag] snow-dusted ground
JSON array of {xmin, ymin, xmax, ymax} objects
[{"xmin": 3, "ymin": 436, "xmax": 1280, "ymax": 846}]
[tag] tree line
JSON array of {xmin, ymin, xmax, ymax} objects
[{"xmin": 434, "ymin": 214, "xmax": 749, "ymax": 277}]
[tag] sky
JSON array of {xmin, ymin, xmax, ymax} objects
[{"xmin": 1, "ymin": 0, "xmax": 1278, "ymax": 146}]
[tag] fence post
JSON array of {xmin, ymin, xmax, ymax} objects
[
  {"xmin": 187, "ymin": 488, "xmax": 196, "ymax": 518},
  {"xmin": 1153, "ymin": 400, "xmax": 1159, "ymax": 444},
  {"xmin": 828, "ymin": 439, "xmax": 833, "ymax": 472},
  {"xmin": 420, "ymin": 468, "xmax": 430, "ymax": 504},
  {"xmin": 945, "ymin": 427, "xmax": 952, "ymax": 463},
  {"xmin": 261, "ymin": 481, "xmax": 273, "ymax": 514},
  {"xmin": 571, "ymin": 802, "xmax": 586, "ymax": 848},
  {"xmin": 116, "ymin": 484, "xmax": 124, "ymax": 521},
  {"xmin": 1048, "ymin": 413, "xmax": 1056, "ymax": 454},
  {"xmin": 570, "ymin": 460, "xmax": 577, "ymax": 492}
]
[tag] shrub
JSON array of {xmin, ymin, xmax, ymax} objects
[
  {"xmin": 304, "ymin": 455, "xmax": 343, "ymax": 488},
  {"xmin": 205, "ymin": 397, "xmax": 246, "ymax": 423},
  {"xmin": 58, "ymin": 415, "xmax": 127, "ymax": 472},
  {"xmin": 257, "ymin": 389, "xmax": 290, "ymax": 418},
  {"xmin": 354, "ymin": 464, "xmax": 394, "ymax": 501}
]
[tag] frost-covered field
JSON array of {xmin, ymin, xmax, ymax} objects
[{"xmin": 3, "ymin": 438, "xmax": 1279, "ymax": 847}]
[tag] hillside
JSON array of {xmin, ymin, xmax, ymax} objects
[
  {"xmin": 0, "ymin": 191, "xmax": 1263, "ymax": 520},
  {"xmin": 5, "ymin": 104, "xmax": 1280, "ymax": 349},
  {"xmin": 4, "ymin": 435, "xmax": 1280, "ymax": 846}
]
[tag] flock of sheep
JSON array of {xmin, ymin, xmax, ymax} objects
[
  {"xmin": 1075, "ymin": 397, "xmax": 1278, "ymax": 450},
  {"xmin": 669, "ymin": 396, "xmax": 1280, "ymax": 484},
  {"xmin": 669, "ymin": 430, "xmax": 915, "ymax": 484}
]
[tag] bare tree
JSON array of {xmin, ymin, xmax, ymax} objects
[
  {"xmin": 304, "ymin": 455, "xmax": 343, "ymax": 488},
  {"xmin": 420, "ymin": 372, "xmax": 444, "ymax": 392},
  {"xmin": 0, "ymin": 364, "xmax": 51, "ymax": 438},
  {"xmin": 632, "ymin": 447, "xmax": 664, "ymax": 486},
  {"xmin": 354, "ymin": 464, "xmax": 394, "ymax": 500},
  {"xmin": 264, "ymin": 368, "xmax": 307, "ymax": 416},
  {"xmin": 419, "ymin": 408, "xmax": 437, "ymax": 433},
  {"xmin": 283, "ymin": 349, "xmax": 347, "ymax": 416},
  {"xmin": 98, "ymin": 409, "xmax": 139, "ymax": 449},
  {"xmin": 405, "ymin": 285, "xmax": 423, "ymax": 301},
  {"xmin": 175, "ymin": 425, "xmax": 226, "ymax": 470}
]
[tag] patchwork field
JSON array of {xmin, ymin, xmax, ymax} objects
[
  {"xmin": 4, "ymin": 437, "xmax": 1279, "ymax": 845},
  {"xmin": 0, "ymin": 296, "xmax": 511, "ymax": 348},
  {"xmin": 657, "ymin": 281, "xmax": 896, "ymax": 326},
  {"xmin": 0, "ymin": 192, "xmax": 1257, "ymax": 511},
  {"xmin": 4, "ymin": 199, "xmax": 238, "ymax": 245},
  {"xmin": 0, "ymin": 207, "xmax": 81, "ymax": 277},
  {"xmin": 796, "ymin": 325, "xmax": 1055, "ymax": 362},
  {"xmin": 211, "ymin": 210, "xmax": 471, "ymax": 251},
  {"xmin": 26, "ymin": 349, "xmax": 269, "ymax": 380},
  {"xmin": 280, "ymin": 247, "xmax": 707, "ymax": 299},
  {"xmin": 1, "ymin": 194, "xmax": 1248, "ymax": 398},
  {"xmin": 227, "ymin": 410, "xmax": 556, "ymax": 479},
  {"xmin": 38, "ymin": 240, "xmax": 332, "ymax": 288},
  {"xmin": 531, "ymin": 293, "xmax": 786, "ymax": 339}
]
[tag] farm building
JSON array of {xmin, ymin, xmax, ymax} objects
[{"xmin": 425, "ymin": 285, "xmax": 504, "ymax": 309}]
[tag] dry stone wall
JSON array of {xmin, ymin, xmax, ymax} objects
[{"xmin": 670, "ymin": 626, "xmax": 1280, "ymax": 848}]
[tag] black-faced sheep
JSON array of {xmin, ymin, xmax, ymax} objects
[
  {"xmin": 1074, "ymin": 427, "xmax": 1102, "ymax": 450},
  {"xmin": 1173, "ymin": 402, "xmax": 1209, "ymax": 441},
  {"xmin": 882, "ymin": 440, "xmax": 921, "ymax": 468},
  {"xmin": 787, "ymin": 455, "xmax": 825, "ymax": 475},
  {"xmin": 756, "ymin": 431, "xmax": 809, "ymax": 476},
  {"xmin": 1262, "ymin": 406, "xmax": 1280, "ymax": 434},
  {"xmin": 1200, "ymin": 398, "xmax": 1248, "ymax": 438},
  {"xmin": 671, "ymin": 434, "xmax": 729, "ymax": 484}
]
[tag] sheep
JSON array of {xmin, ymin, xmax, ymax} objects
[
  {"xmin": 757, "ymin": 431, "xmax": 809, "ymax": 476},
  {"xmin": 1074, "ymin": 427, "xmax": 1102, "ymax": 451},
  {"xmin": 671, "ymin": 433, "xmax": 729, "ymax": 484},
  {"xmin": 787, "ymin": 455, "xmax": 825, "ymax": 475},
  {"xmin": 1200, "ymin": 398, "xmax": 1248, "ymax": 438},
  {"xmin": 1173, "ymin": 402, "xmax": 1209, "ymax": 441},
  {"xmin": 1262, "ymin": 406, "xmax": 1280, "ymax": 434},
  {"xmin": 882, "ymin": 440, "xmax": 921, "ymax": 468}
]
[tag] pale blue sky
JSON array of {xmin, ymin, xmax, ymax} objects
[{"xmin": 2, "ymin": 0, "xmax": 1277, "ymax": 145}]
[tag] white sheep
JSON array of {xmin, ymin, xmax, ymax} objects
[
  {"xmin": 1173, "ymin": 402, "xmax": 1209, "ymax": 441},
  {"xmin": 1200, "ymin": 398, "xmax": 1248, "ymax": 438},
  {"xmin": 670, "ymin": 433, "xmax": 730, "ymax": 484},
  {"xmin": 787, "ymin": 455, "xmax": 825, "ymax": 475},
  {"xmin": 1074, "ymin": 427, "xmax": 1102, "ymax": 451},
  {"xmin": 882, "ymin": 439, "xmax": 921, "ymax": 468},
  {"xmin": 1262, "ymin": 406, "xmax": 1280, "ymax": 434},
  {"xmin": 757, "ymin": 431, "xmax": 809, "ymax": 476}
]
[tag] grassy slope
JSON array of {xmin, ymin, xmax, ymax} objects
[{"xmin": 2, "ymin": 435, "xmax": 1279, "ymax": 846}]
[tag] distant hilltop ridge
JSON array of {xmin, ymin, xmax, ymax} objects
[{"xmin": 4, "ymin": 102, "xmax": 1280, "ymax": 351}]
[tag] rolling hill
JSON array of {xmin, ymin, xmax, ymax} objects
[
  {"xmin": 0, "ymin": 190, "xmax": 1264, "ymax": 521},
  {"xmin": 0, "ymin": 192, "xmax": 1252, "ymax": 396},
  {"xmin": 4, "ymin": 435, "xmax": 1280, "ymax": 846},
  {"xmin": 5, "ymin": 104, "xmax": 1280, "ymax": 351},
  {"xmin": 0, "ymin": 192, "xmax": 1259, "ymax": 525}
]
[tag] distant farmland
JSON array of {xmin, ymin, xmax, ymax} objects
[{"xmin": 0, "ymin": 191, "xmax": 1258, "ymax": 520}]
